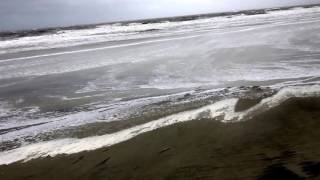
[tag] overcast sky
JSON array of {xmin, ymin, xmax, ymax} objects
[{"xmin": 0, "ymin": 0, "xmax": 319, "ymax": 31}]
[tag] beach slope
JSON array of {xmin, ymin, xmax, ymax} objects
[{"xmin": 1, "ymin": 97, "xmax": 320, "ymax": 180}]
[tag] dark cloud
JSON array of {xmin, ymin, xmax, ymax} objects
[{"xmin": 0, "ymin": 0, "xmax": 319, "ymax": 31}]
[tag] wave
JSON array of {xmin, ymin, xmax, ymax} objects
[
  {"xmin": 1, "ymin": 5, "xmax": 319, "ymax": 55},
  {"xmin": 0, "ymin": 84, "xmax": 319, "ymax": 165},
  {"xmin": 0, "ymin": 3, "xmax": 318, "ymax": 39}
]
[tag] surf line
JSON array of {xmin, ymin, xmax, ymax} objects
[
  {"xmin": 0, "ymin": 34, "xmax": 203, "ymax": 63},
  {"xmin": 2, "ymin": 17, "xmax": 319, "ymax": 64}
]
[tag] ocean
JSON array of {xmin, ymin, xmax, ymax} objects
[{"xmin": 0, "ymin": 4, "xmax": 320, "ymax": 165}]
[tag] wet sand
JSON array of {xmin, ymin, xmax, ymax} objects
[{"xmin": 1, "ymin": 97, "xmax": 320, "ymax": 180}]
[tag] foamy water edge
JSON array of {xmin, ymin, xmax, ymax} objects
[{"xmin": 0, "ymin": 85, "xmax": 319, "ymax": 165}]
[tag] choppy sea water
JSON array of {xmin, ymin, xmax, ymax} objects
[{"xmin": 0, "ymin": 5, "xmax": 320, "ymax": 165}]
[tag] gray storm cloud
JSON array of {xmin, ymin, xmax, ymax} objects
[{"xmin": 0, "ymin": 0, "xmax": 319, "ymax": 31}]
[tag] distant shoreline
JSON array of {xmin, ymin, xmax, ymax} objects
[{"xmin": 1, "ymin": 3, "xmax": 319, "ymax": 39}]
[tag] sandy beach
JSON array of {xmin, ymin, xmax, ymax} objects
[{"xmin": 1, "ymin": 97, "xmax": 320, "ymax": 180}]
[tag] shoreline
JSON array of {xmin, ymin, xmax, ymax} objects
[
  {"xmin": 1, "ymin": 3, "xmax": 319, "ymax": 36},
  {"xmin": 1, "ymin": 96, "xmax": 320, "ymax": 179}
]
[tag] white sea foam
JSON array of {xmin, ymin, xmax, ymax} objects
[
  {"xmin": 0, "ymin": 85, "xmax": 319, "ymax": 165},
  {"xmin": 1, "ymin": 6, "xmax": 319, "ymax": 55},
  {"xmin": 0, "ymin": 89, "xmax": 198, "ymax": 143},
  {"xmin": 0, "ymin": 6, "xmax": 320, "ymax": 83}
]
